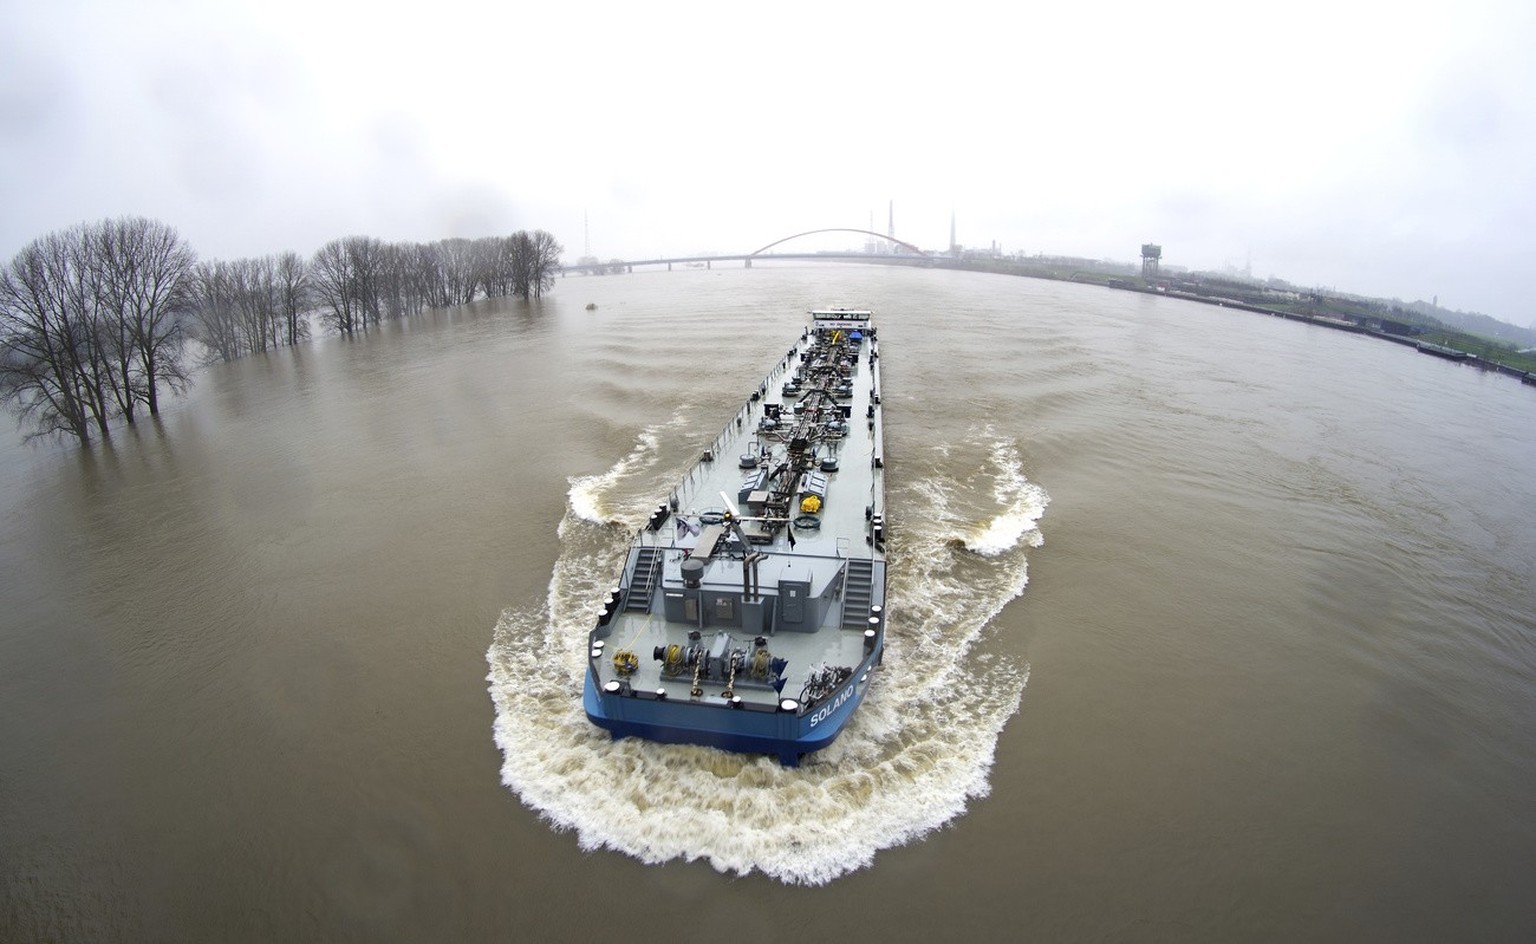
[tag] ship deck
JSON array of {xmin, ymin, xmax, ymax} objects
[{"xmin": 589, "ymin": 313, "xmax": 886, "ymax": 714}]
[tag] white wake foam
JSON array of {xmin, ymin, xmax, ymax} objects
[
  {"xmin": 960, "ymin": 438, "xmax": 1050, "ymax": 557},
  {"xmin": 565, "ymin": 412, "xmax": 692, "ymax": 529},
  {"xmin": 487, "ymin": 427, "xmax": 1047, "ymax": 884}
]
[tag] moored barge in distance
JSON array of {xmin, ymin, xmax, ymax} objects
[
  {"xmin": 1416, "ymin": 340, "xmax": 1471, "ymax": 361},
  {"xmin": 583, "ymin": 308, "xmax": 887, "ymax": 766}
]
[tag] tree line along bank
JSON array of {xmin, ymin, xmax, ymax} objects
[{"xmin": 0, "ymin": 217, "xmax": 563, "ymax": 446}]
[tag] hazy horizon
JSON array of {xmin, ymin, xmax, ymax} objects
[{"xmin": 4, "ymin": 0, "xmax": 1533, "ymax": 325}]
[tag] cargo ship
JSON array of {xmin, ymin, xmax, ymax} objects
[{"xmin": 583, "ymin": 308, "xmax": 887, "ymax": 766}]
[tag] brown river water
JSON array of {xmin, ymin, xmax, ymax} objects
[{"xmin": 2, "ymin": 264, "xmax": 1534, "ymax": 942}]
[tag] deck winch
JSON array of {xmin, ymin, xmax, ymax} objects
[{"xmin": 652, "ymin": 631, "xmax": 787, "ymax": 691}]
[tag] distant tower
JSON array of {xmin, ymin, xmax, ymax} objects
[
  {"xmin": 887, "ymin": 201, "xmax": 894, "ymax": 242},
  {"xmin": 584, "ymin": 211, "xmax": 590, "ymax": 258},
  {"xmin": 950, "ymin": 210, "xmax": 957, "ymax": 255},
  {"xmin": 1141, "ymin": 243, "xmax": 1162, "ymax": 278}
]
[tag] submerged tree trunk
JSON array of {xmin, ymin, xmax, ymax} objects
[{"xmin": 0, "ymin": 218, "xmax": 193, "ymax": 443}]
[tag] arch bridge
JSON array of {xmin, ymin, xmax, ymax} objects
[
  {"xmin": 749, "ymin": 228, "xmax": 928, "ymax": 258},
  {"xmin": 580, "ymin": 229, "xmax": 932, "ymax": 273}
]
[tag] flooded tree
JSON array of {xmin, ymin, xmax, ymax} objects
[
  {"xmin": 185, "ymin": 256, "xmax": 296, "ymax": 361},
  {"xmin": 505, "ymin": 230, "xmax": 562, "ymax": 300},
  {"xmin": 94, "ymin": 217, "xmax": 196, "ymax": 417},
  {"xmin": 0, "ymin": 218, "xmax": 194, "ymax": 444},
  {"xmin": 0, "ymin": 231, "xmax": 99, "ymax": 443},
  {"xmin": 345, "ymin": 236, "xmax": 386, "ymax": 329},
  {"xmin": 310, "ymin": 238, "xmax": 360, "ymax": 336},
  {"xmin": 4, "ymin": 218, "xmax": 568, "ymax": 444},
  {"xmin": 308, "ymin": 231, "xmax": 563, "ymax": 334},
  {"xmin": 522, "ymin": 230, "xmax": 563, "ymax": 299},
  {"xmin": 436, "ymin": 238, "xmax": 481, "ymax": 307},
  {"xmin": 187, "ymin": 260, "xmax": 245, "ymax": 363},
  {"xmin": 310, "ymin": 237, "xmax": 390, "ymax": 335},
  {"xmin": 275, "ymin": 251, "xmax": 311, "ymax": 348}
]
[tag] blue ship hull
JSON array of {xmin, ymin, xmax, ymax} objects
[{"xmin": 584, "ymin": 641, "xmax": 882, "ymax": 766}]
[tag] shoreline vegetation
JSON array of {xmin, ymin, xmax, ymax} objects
[
  {"xmin": 7, "ymin": 218, "xmax": 1527, "ymax": 450},
  {"xmin": 0, "ymin": 217, "xmax": 562, "ymax": 447},
  {"xmin": 934, "ymin": 254, "xmax": 1536, "ymax": 380}
]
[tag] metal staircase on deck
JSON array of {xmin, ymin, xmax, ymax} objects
[
  {"xmin": 840, "ymin": 558, "xmax": 875, "ymax": 629},
  {"xmin": 624, "ymin": 546, "xmax": 662, "ymax": 613}
]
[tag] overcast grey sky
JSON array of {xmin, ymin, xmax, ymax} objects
[{"xmin": 3, "ymin": 0, "xmax": 1533, "ymax": 323}]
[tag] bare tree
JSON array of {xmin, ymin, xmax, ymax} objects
[
  {"xmin": 436, "ymin": 238, "xmax": 479, "ymax": 306},
  {"xmin": 275, "ymin": 251, "xmax": 311, "ymax": 347},
  {"xmin": 311, "ymin": 238, "xmax": 358, "ymax": 335},
  {"xmin": 525, "ymin": 230, "xmax": 563, "ymax": 299},
  {"xmin": 0, "ymin": 232, "xmax": 97, "ymax": 443},
  {"xmin": 471, "ymin": 236, "xmax": 506, "ymax": 300},
  {"xmin": 506, "ymin": 232, "xmax": 532, "ymax": 300},
  {"xmin": 345, "ymin": 236, "xmax": 386, "ymax": 328},
  {"xmin": 234, "ymin": 256, "xmax": 277, "ymax": 354},
  {"xmin": 502, "ymin": 230, "xmax": 563, "ymax": 300},
  {"xmin": 0, "ymin": 218, "xmax": 191, "ymax": 442},
  {"xmin": 57, "ymin": 229, "xmax": 116, "ymax": 438},
  {"xmin": 92, "ymin": 217, "xmax": 195, "ymax": 417},
  {"xmin": 5, "ymin": 214, "xmax": 573, "ymax": 445},
  {"xmin": 188, "ymin": 251, "xmax": 316, "ymax": 359},
  {"xmin": 187, "ymin": 260, "xmax": 245, "ymax": 363},
  {"xmin": 400, "ymin": 242, "xmax": 443, "ymax": 313}
]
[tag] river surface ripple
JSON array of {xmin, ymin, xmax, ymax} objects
[{"xmin": 2, "ymin": 265, "xmax": 1533, "ymax": 941}]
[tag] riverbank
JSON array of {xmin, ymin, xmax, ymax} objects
[
  {"xmin": 1137, "ymin": 284, "xmax": 1534, "ymax": 382},
  {"xmin": 935, "ymin": 257, "xmax": 1536, "ymax": 384}
]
